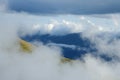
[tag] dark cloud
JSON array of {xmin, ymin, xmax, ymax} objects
[{"xmin": 6, "ymin": 0, "xmax": 120, "ymax": 14}]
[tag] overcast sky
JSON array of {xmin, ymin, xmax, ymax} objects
[{"xmin": 0, "ymin": 0, "xmax": 120, "ymax": 15}]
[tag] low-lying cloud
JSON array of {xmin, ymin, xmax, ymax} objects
[{"xmin": 0, "ymin": 12, "xmax": 120, "ymax": 80}]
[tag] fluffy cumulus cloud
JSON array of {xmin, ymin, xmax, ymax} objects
[
  {"xmin": 0, "ymin": 11, "xmax": 120, "ymax": 80},
  {"xmin": 0, "ymin": 0, "xmax": 120, "ymax": 14}
]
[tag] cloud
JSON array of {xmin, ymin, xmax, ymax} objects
[
  {"xmin": 0, "ymin": 0, "xmax": 8, "ymax": 12},
  {"xmin": 19, "ymin": 18, "xmax": 83, "ymax": 36},
  {"xmin": 1, "ymin": 12, "xmax": 120, "ymax": 80},
  {"xmin": 1, "ymin": 0, "xmax": 120, "ymax": 14}
]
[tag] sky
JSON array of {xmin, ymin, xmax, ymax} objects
[
  {"xmin": 0, "ymin": 0, "xmax": 120, "ymax": 80},
  {"xmin": 1, "ymin": 0, "xmax": 120, "ymax": 14}
]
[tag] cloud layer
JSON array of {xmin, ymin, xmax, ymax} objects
[
  {"xmin": 1, "ymin": 0, "xmax": 120, "ymax": 14},
  {"xmin": 0, "ymin": 12, "xmax": 120, "ymax": 80}
]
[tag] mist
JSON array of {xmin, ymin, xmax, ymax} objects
[{"xmin": 0, "ymin": 12, "xmax": 120, "ymax": 80}]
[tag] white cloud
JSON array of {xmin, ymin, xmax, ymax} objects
[{"xmin": 1, "ymin": 12, "xmax": 120, "ymax": 80}]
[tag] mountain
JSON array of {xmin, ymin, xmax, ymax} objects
[{"xmin": 20, "ymin": 33, "xmax": 112, "ymax": 61}]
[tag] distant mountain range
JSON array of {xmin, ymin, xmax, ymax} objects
[{"xmin": 20, "ymin": 33, "xmax": 114, "ymax": 61}]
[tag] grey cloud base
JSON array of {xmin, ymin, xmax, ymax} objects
[{"xmin": 8, "ymin": 0, "xmax": 120, "ymax": 14}]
